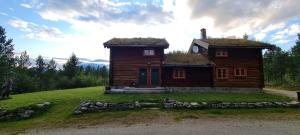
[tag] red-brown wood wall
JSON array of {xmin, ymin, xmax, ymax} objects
[
  {"xmin": 209, "ymin": 48, "xmax": 264, "ymax": 88},
  {"xmin": 109, "ymin": 47, "xmax": 164, "ymax": 87},
  {"xmin": 161, "ymin": 66, "xmax": 213, "ymax": 87}
]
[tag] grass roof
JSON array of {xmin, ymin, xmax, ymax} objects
[
  {"xmin": 165, "ymin": 51, "xmax": 211, "ymax": 65},
  {"xmin": 201, "ymin": 38, "xmax": 274, "ymax": 48},
  {"xmin": 103, "ymin": 38, "xmax": 169, "ymax": 48}
]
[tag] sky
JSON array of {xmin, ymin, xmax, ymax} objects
[{"xmin": 0, "ymin": 0, "xmax": 300, "ymax": 60}]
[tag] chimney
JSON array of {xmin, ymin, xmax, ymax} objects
[{"xmin": 201, "ymin": 28, "xmax": 207, "ymax": 39}]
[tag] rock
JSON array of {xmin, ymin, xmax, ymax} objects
[
  {"xmin": 164, "ymin": 103, "xmax": 174, "ymax": 108},
  {"xmin": 139, "ymin": 102, "xmax": 159, "ymax": 108},
  {"xmin": 135, "ymin": 101, "xmax": 141, "ymax": 108},
  {"xmin": 74, "ymin": 110, "xmax": 82, "ymax": 115},
  {"xmin": 183, "ymin": 102, "xmax": 190, "ymax": 108},
  {"xmin": 80, "ymin": 106, "xmax": 88, "ymax": 111},
  {"xmin": 95, "ymin": 102, "xmax": 104, "ymax": 107},
  {"xmin": 164, "ymin": 98, "xmax": 176, "ymax": 103},
  {"xmin": 18, "ymin": 110, "xmax": 35, "ymax": 118},
  {"xmin": 43, "ymin": 102, "xmax": 51, "ymax": 106},
  {"xmin": 36, "ymin": 103, "xmax": 45, "ymax": 108},
  {"xmin": 0, "ymin": 108, "xmax": 7, "ymax": 117},
  {"xmin": 190, "ymin": 102, "xmax": 199, "ymax": 108},
  {"xmin": 81, "ymin": 101, "xmax": 92, "ymax": 107}
]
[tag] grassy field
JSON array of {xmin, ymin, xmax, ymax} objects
[{"xmin": 0, "ymin": 86, "xmax": 297, "ymax": 134}]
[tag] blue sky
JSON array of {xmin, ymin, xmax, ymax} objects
[{"xmin": 0, "ymin": 0, "xmax": 300, "ymax": 60}]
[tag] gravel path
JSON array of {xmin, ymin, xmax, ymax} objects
[
  {"xmin": 20, "ymin": 119, "xmax": 300, "ymax": 135},
  {"xmin": 264, "ymin": 88, "xmax": 298, "ymax": 100}
]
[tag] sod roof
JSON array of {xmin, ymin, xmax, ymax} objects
[
  {"xmin": 195, "ymin": 38, "xmax": 274, "ymax": 49},
  {"xmin": 103, "ymin": 38, "xmax": 169, "ymax": 48},
  {"xmin": 165, "ymin": 51, "xmax": 212, "ymax": 66}
]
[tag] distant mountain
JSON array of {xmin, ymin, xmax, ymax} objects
[{"xmin": 28, "ymin": 57, "xmax": 109, "ymax": 69}]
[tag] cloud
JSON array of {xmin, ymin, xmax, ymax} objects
[
  {"xmin": 187, "ymin": 0, "xmax": 300, "ymax": 32},
  {"xmin": 0, "ymin": 12, "xmax": 8, "ymax": 16},
  {"xmin": 8, "ymin": 18, "xmax": 64, "ymax": 40},
  {"xmin": 20, "ymin": 3, "xmax": 32, "ymax": 8},
  {"xmin": 271, "ymin": 24, "xmax": 300, "ymax": 44},
  {"xmin": 36, "ymin": 0, "xmax": 173, "ymax": 25}
]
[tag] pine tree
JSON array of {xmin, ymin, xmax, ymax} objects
[
  {"xmin": 15, "ymin": 51, "xmax": 31, "ymax": 69},
  {"xmin": 63, "ymin": 53, "xmax": 79, "ymax": 78},
  {"xmin": 36, "ymin": 55, "xmax": 46, "ymax": 90},
  {"xmin": 47, "ymin": 58, "xmax": 57, "ymax": 70},
  {"xmin": 0, "ymin": 26, "xmax": 14, "ymax": 83}
]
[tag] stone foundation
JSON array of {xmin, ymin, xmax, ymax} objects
[{"xmin": 165, "ymin": 87, "xmax": 262, "ymax": 93}]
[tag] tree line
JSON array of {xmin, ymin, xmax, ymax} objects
[
  {"xmin": 0, "ymin": 26, "xmax": 108, "ymax": 94},
  {"xmin": 263, "ymin": 33, "xmax": 300, "ymax": 88}
]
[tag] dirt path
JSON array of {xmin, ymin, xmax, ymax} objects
[
  {"xmin": 19, "ymin": 119, "xmax": 300, "ymax": 135},
  {"xmin": 264, "ymin": 88, "xmax": 298, "ymax": 100}
]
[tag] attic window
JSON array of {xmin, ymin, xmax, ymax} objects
[
  {"xmin": 216, "ymin": 49, "xmax": 228, "ymax": 57},
  {"xmin": 144, "ymin": 49, "xmax": 155, "ymax": 56},
  {"xmin": 173, "ymin": 68, "xmax": 186, "ymax": 79}
]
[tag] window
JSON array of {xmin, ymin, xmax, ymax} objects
[
  {"xmin": 215, "ymin": 49, "xmax": 228, "ymax": 57},
  {"xmin": 143, "ymin": 49, "xmax": 155, "ymax": 56},
  {"xmin": 173, "ymin": 68, "xmax": 186, "ymax": 79},
  {"xmin": 234, "ymin": 68, "xmax": 247, "ymax": 77},
  {"xmin": 216, "ymin": 68, "xmax": 228, "ymax": 79}
]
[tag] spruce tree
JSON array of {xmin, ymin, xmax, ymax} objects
[{"xmin": 0, "ymin": 26, "xmax": 14, "ymax": 83}]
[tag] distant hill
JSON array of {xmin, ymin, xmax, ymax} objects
[{"xmin": 28, "ymin": 57, "xmax": 109, "ymax": 69}]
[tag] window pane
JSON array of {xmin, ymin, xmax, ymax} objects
[
  {"xmin": 223, "ymin": 69, "xmax": 226, "ymax": 78},
  {"xmin": 236, "ymin": 69, "xmax": 240, "ymax": 76},
  {"xmin": 144, "ymin": 50, "xmax": 154, "ymax": 56}
]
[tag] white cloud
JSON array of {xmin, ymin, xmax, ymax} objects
[
  {"xmin": 188, "ymin": 0, "xmax": 300, "ymax": 32},
  {"xmin": 261, "ymin": 23, "xmax": 285, "ymax": 33},
  {"xmin": 20, "ymin": 3, "xmax": 32, "ymax": 8},
  {"xmin": 0, "ymin": 12, "xmax": 8, "ymax": 16},
  {"xmin": 8, "ymin": 19, "xmax": 64, "ymax": 40},
  {"xmin": 13, "ymin": 0, "xmax": 300, "ymax": 59},
  {"xmin": 254, "ymin": 33, "xmax": 266, "ymax": 41},
  {"xmin": 271, "ymin": 24, "xmax": 300, "ymax": 45}
]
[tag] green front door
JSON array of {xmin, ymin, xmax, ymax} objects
[
  {"xmin": 139, "ymin": 68, "xmax": 147, "ymax": 87},
  {"xmin": 151, "ymin": 69, "xmax": 159, "ymax": 86}
]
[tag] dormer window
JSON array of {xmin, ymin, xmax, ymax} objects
[
  {"xmin": 144, "ymin": 49, "xmax": 155, "ymax": 56},
  {"xmin": 216, "ymin": 49, "xmax": 228, "ymax": 57}
]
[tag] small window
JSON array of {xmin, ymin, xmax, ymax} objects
[
  {"xmin": 215, "ymin": 49, "xmax": 228, "ymax": 57},
  {"xmin": 216, "ymin": 68, "xmax": 228, "ymax": 79},
  {"xmin": 173, "ymin": 68, "xmax": 186, "ymax": 79},
  {"xmin": 234, "ymin": 68, "xmax": 247, "ymax": 77},
  {"xmin": 143, "ymin": 49, "xmax": 155, "ymax": 56}
]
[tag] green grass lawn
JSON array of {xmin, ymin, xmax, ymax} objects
[{"xmin": 0, "ymin": 86, "xmax": 296, "ymax": 134}]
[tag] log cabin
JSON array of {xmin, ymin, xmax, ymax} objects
[{"xmin": 103, "ymin": 29, "xmax": 274, "ymax": 93}]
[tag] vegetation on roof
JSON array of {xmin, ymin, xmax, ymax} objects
[
  {"xmin": 103, "ymin": 38, "xmax": 169, "ymax": 47},
  {"xmin": 202, "ymin": 38, "xmax": 273, "ymax": 47},
  {"xmin": 165, "ymin": 51, "xmax": 211, "ymax": 65}
]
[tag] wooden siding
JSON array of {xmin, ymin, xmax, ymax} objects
[
  {"xmin": 110, "ymin": 47, "xmax": 164, "ymax": 87},
  {"xmin": 161, "ymin": 67, "xmax": 213, "ymax": 87},
  {"xmin": 209, "ymin": 48, "xmax": 263, "ymax": 88}
]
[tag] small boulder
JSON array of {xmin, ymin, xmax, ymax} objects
[{"xmin": 74, "ymin": 110, "xmax": 82, "ymax": 115}]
